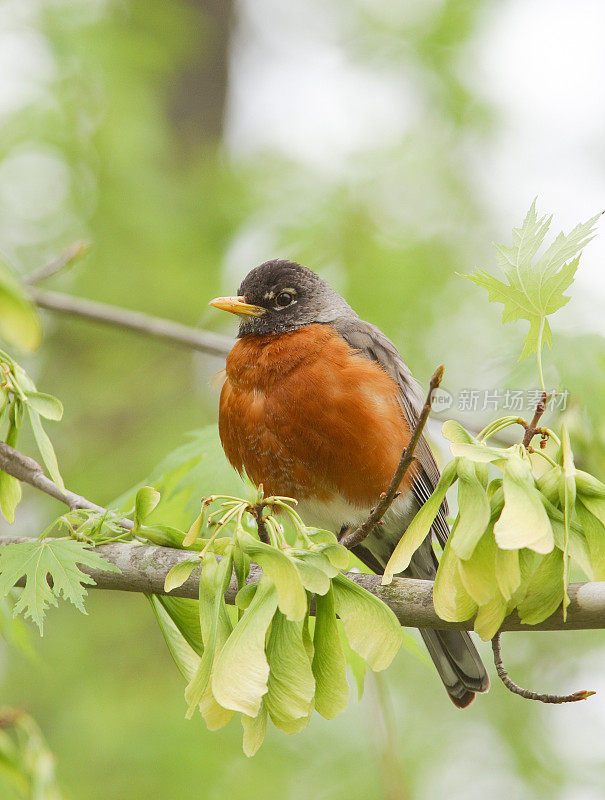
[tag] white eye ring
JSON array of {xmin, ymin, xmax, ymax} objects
[{"xmin": 275, "ymin": 290, "xmax": 295, "ymax": 308}]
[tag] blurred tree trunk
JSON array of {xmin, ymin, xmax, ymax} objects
[{"xmin": 166, "ymin": 0, "xmax": 234, "ymax": 152}]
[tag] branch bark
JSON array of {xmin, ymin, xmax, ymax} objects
[
  {"xmin": 28, "ymin": 287, "xmax": 233, "ymax": 358},
  {"xmin": 0, "ymin": 442, "xmax": 133, "ymax": 526},
  {"xmin": 1, "ymin": 442, "xmax": 604, "ymax": 631},
  {"xmin": 2, "ymin": 536, "xmax": 603, "ymax": 631},
  {"xmin": 24, "ymin": 242, "xmax": 90, "ymax": 286},
  {"xmin": 491, "ymin": 632, "xmax": 595, "ymax": 702},
  {"xmin": 521, "ymin": 391, "xmax": 548, "ymax": 449}
]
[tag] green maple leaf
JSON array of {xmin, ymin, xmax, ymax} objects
[
  {"xmin": 0, "ymin": 538, "xmax": 120, "ymax": 633},
  {"xmin": 466, "ymin": 200, "xmax": 601, "ymax": 387},
  {"xmin": 0, "ymin": 259, "xmax": 42, "ymax": 351}
]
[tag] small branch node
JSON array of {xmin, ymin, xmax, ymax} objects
[{"xmin": 522, "ymin": 392, "xmax": 548, "ymax": 449}]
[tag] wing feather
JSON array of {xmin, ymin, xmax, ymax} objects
[{"xmin": 333, "ymin": 317, "xmax": 449, "ymax": 547}]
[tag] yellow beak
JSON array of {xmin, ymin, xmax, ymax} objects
[{"xmin": 208, "ymin": 295, "xmax": 265, "ymax": 317}]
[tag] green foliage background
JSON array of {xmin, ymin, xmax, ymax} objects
[{"xmin": 0, "ymin": 1, "xmax": 603, "ymax": 798}]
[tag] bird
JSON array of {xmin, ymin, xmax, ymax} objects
[{"xmin": 209, "ymin": 259, "xmax": 489, "ymax": 708}]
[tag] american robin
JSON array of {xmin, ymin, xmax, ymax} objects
[{"xmin": 210, "ymin": 259, "xmax": 489, "ymax": 707}]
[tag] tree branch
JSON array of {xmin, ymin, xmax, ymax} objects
[
  {"xmin": 491, "ymin": 632, "xmax": 595, "ymax": 703},
  {"xmin": 28, "ymin": 287, "xmax": 233, "ymax": 358},
  {"xmin": 0, "ymin": 442, "xmax": 133, "ymax": 529},
  {"xmin": 341, "ymin": 365, "xmax": 444, "ymax": 549},
  {"xmin": 24, "ymin": 242, "xmax": 91, "ymax": 286},
  {"xmin": 0, "ymin": 442, "xmax": 603, "ymax": 631},
  {"xmin": 1, "ymin": 536, "xmax": 603, "ymax": 631}
]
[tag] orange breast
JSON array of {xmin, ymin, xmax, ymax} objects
[{"xmin": 218, "ymin": 324, "xmax": 415, "ymax": 508}]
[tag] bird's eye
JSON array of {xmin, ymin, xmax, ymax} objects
[{"xmin": 275, "ymin": 291, "xmax": 294, "ymax": 308}]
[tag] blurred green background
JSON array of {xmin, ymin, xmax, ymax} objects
[{"xmin": 1, "ymin": 0, "xmax": 604, "ymax": 798}]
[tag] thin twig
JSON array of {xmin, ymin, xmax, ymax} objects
[
  {"xmin": 340, "ymin": 365, "xmax": 444, "ymax": 550},
  {"xmin": 521, "ymin": 392, "xmax": 548, "ymax": 449},
  {"xmin": 254, "ymin": 504, "xmax": 270, "ymax": 544},
  {"xmin": 0, "ymin": 441, "xmax": 133, "ymax": 530},
  {"xmin": 28, "ymin": 287, "xmax": 233, "ymax": 358},
  {"xmin": 491, "ymin": 632, "xmax": 595, "ymax": 703},
  {"xmin": 24, "ymin": 241, "xmax": 91, "ymax": 286}
]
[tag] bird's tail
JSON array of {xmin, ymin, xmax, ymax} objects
[
  {"xmin": 353, "ymin": 537, "xmax": 489, "ymax": 708},
  {"xmin": 418, "ymin": 627, "xmax": 488, "ymax": 708}
]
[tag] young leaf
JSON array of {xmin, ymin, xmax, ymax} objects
[
  {"xmin": 559, "ymin": 424, "xmax": 576, "ymax": 618},
  {"xmin": 237, "ymin": 533, "xmax": 307, "ymax": 621},
  {"xmin": 549, "ymin": 517, "xmax": 592, "ymax": 580},
  {"xmin": 305, "ymin": 529, "xmax": 350, "ymax": 569},
  {"xmin": 197, "ymin": 557, "xmax": 235, "ymax": 731},
  {"xmin": 147, "ymin": 595, "xmax": 201, "ymax": 680},
  {"xmin": 331, "ymin": 574, "xmax": 403, "ymax": 671},
  {"xmin": 457, "ymin": 529, "xmax": 498, "ymax": 606},
  {"xmin": 199, "ymin": 691, "xmax": 234, "ymax": 732},
  {"xmin": 156, "ymin": 596, "xmax": 204, "ymax": 657},
  {"xmin": 494, "ymin": 546, "xmax": 521, "ymax": 601},
  {"xmin": 575, "ymin": 470, "xmax": 605, "ymax": 498},
  {"xmin": 241, "ymin": 703, "xmax": 268, "ymax": 758},
  {"xmin": 0, "ymin": 409, "xmax": 22, "ymax": 523},
  {"xmin": 235, "ymin": 582, "xmax": 258, "ymax": 610},
  {"xmin": 184, "ymin": 554, "xmax": 232, "ymax": 717},
  {"xmin": 23, "ymin": 391, "xmax": 63, "ymax": 421},
  {"xmin": 509, "ymin": 549, "xmax": 539, "ymax": 607},
  {"xmin": 536, "ymin": 466, "xmax": 561, "ymax": 505},
  {"xmin": 265, "ymin": 611, "xmax": 315, "ymax": 733},
  {"xmin": 183, "ymin": 509, "xmax": 206, "ymax": 547},
  {"xmin": 383, "ymin": 459, "xmax": 458, "ymax": 582},
  {"xmin": 517, "ymin": 548, "xmax": 564, "ymax": 625},
  {"xmin": 338, "ymin": 623, "xmax": 367, "ymax": 700},
  {"xmin": 577, "ymin": 494, "xmax": 605, "ymax": 530},
  {"xmin": 494, "ymin": 457, "xmax": 554, "ymax": 553},
  {"xmin": 291, "ymin": 556, "xmax": 331, "ymax": 595},
  {"xmin": 441, "ymin": 419, "xmax": 473, "ymax": 444},
  {"xmin": 451, "ymin": 459, "xmax": 491, "ymax": 560},
  {"xmin": 465, "ymin": 202, "xmax": 599, "ymax": 384},
  {"xmin": 119, "ymin": 425, "xmax": 248, "ymax": 526},
  {"xmin": 433, "ymin": 531, "xmax": 478, "ymax": 623},
  {"xmin": 0, "ymin": 259, "xmax": 42, "ymax": 351},
  {"xmin": 164, "ymin": 557, "xmax": 200, "ymax": 593},
  {"xmin": 450, "ymin": 442, "xmax": 515, "ymax": 464},
  {"xmin": 299, "ymin": 550, "xmax": 339, "ymax": 578},
  {"xmin": 0, "ymin": 538, "xmax": 119, "ymax": 633},
  {"xmin": 302, "ymin": 612, "xmax": 314, "ymax": 662},
  {"xmin": 575, "ymin": 501, "xmax": 605, "ymax": 580},
  {"xmin": 312, "ymin": 586, "xmax": 349, "ymax": 719},
  {"xmin": 233, "ymin": 545, "xmax": 250, "ymax": 593},
  {"xmin": 473, "ymin": 591, "xmax": 507, "ymax": 641},
  {"xmin": 27, "ymin": 408, "xmax": 65, "ymax": 491},
  {"xmin": 138, "ymin": 523, "xmax": 197, "ymax": 550},
  {"xmin": 151, "ymin": 595, "xmax": 233, "ymax": 731},
  {"xmin": 211, "ymin": 577, "xmax": 278, "ymax": 717},
  {"xmin": 134, "ymin": 486, "xmax": 161, "ymax": 524}
]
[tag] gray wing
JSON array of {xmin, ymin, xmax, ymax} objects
[
  {"xmin": 333, "ymin": 316, "xmax": 449, "ymax": 548},
  {"xmin": 333, "ymin": 318, "xmax": 489, "ymax": 707}
]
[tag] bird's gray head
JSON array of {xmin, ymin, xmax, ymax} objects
[{"xmin": 209, "ymin": 259, "xmax": 354, "ymax": 337}]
